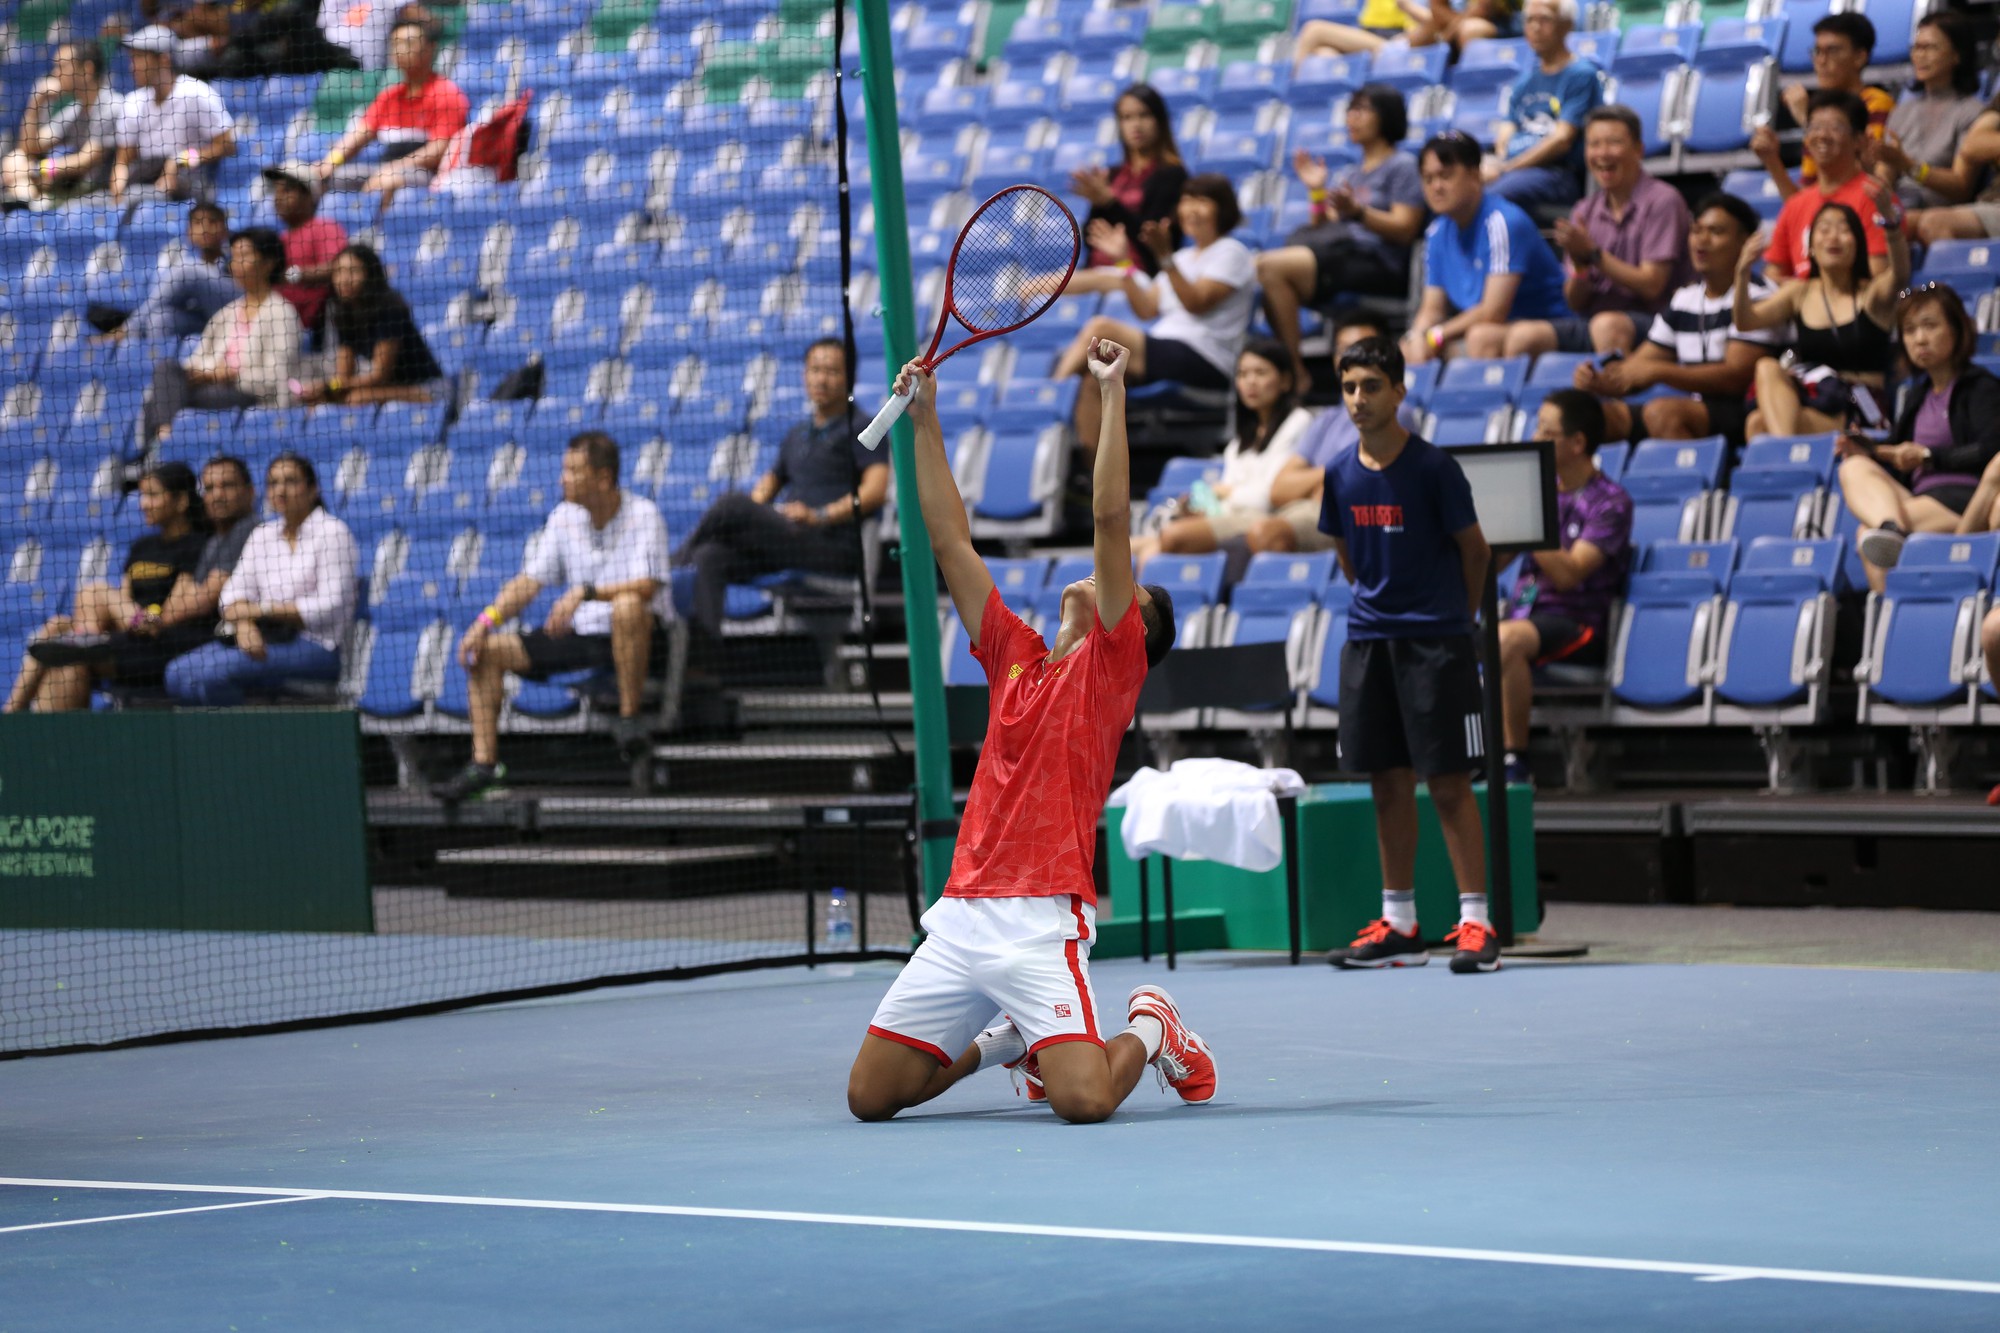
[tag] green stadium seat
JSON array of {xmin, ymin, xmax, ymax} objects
[
  {"xmin": 313, "ymin": 69, "xmax": 394, "ymax": 132},
  {"xmin": 1144, "ymin": 3, "xmax": 1221, "ymax": 57}
]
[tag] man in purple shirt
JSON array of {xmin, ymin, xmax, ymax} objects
[
  {"xmin": 1247, "ymin": 314, "xmax": 1422, "ymax": 555},
  {"xmin": 1496, "ymin": 389, "xmax": 1632, "ymax": 784},
  {"xmin": 1477, "ymin": 106, "xmax": 1693, "ymax": 360}
]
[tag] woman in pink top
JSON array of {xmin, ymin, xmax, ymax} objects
[{"xmin": 141, "ymin": 226, "xmax": 302, "ymax": 443}]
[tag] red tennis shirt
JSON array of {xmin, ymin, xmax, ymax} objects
[
  {"xmin": 362, "ymin": 74, "xmax": 470, "ymax": 143},
  {"xmin": 944, "ymin": 586, "xmax": 1149, "ymax": 907}
]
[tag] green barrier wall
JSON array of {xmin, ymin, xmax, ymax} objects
[
  {"xmin": 1103, "ymin": 782, "xmax": 1538, "ymax": 952},
  {"xmin": 0, "ymin": 711, "xmax": 373, "ymax": 933}
]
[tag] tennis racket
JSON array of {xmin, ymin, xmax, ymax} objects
[{"xmin": 858, "ymin": 184, "xmax": 1081, "ymax": 449}]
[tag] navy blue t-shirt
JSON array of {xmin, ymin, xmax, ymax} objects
[{"xmin": 1318, "ymin": 434, "xmax": 1481, "ymax": 640}]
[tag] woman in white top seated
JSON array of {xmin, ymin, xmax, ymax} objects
[
  {"xmin": 1051, "ymin": 174, "xmax": 1258, "ymax": 459},
  {"xmin": 166, "ymin": 452, "xmax": 358, "ymax": 705},
  {"xmin": 1135, "ymin": 339, "xmax": 1315, "ymax": 563},
  {"xmin": 141, "ymin": 225, "xmax": 301, "ymax": 445}
]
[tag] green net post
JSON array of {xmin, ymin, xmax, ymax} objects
[{"xmin": 856, "ymin": 0, "xmax": 956, "ymax": 906}]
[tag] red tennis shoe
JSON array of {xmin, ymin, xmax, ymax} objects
[
  {"xmin": 1127, "ymin": 985, "xmax": 1216, "ymax": 1104},
  {"xmin": 1005, "ymin": 1049, "xmax": 1046, "ymax": 1102}
]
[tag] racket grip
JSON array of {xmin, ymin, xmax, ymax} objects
[{"xmin": 859, "ymin": 389, "xmax": 913, "ymax": 450}]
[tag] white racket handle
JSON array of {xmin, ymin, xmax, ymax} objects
[{"xmin": 859, "ymin": 388, "xmax": 913, "ymax": 450}]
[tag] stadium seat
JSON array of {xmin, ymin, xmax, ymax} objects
[
  {"xmin": 1215, "ymin": 61, "xmax": 1289, "ymax": 111},
  {"xmin": 1681, "ymin": 62, "xmax": 1778, "ymax": 156},
  {"xmin": 1777, "ymin": 0, "xmax": 1825, "ymax": 73},
  {"xmin": 1721, "ymin": 168, "xmax": 1787, "ymax": 221},
  {"xmin": 1917, "ymin": 239, "xmax": 1997, "ymax": 285},
  {"xmin": 1300, "ymin": 579, "xmax": 1353, "ymax": 727},
  {"xmin": 1075, "ymin": 8, "xmax": 1147, "ymax": 56},
  {"xmin": 1623, "ymin": 436, "xmax": 1726, "ymax": 547},
  {"xmin": 1611, "ymin": 24, "xmax": 1700, "ymax": 76},
  {"xmin": 1147, "ymin": 456, "xmax": 1226, "ymax": 510},
  {"xmin": 1429, "ymin": 357, "xmax": 1530, "ymax": 414},
  {"xmin": 1367, "ymin": 44, "xmax": 1449, "ymax": 94},
  {"xmin": 1291, "ymin": 55, "xmax": 1365, "ymax": 103},
  {"xmin": 1858, "ymin": 532, "xmax": 1999, "ymax": 711},
  {"xmin": 1855, "ymin": 0, "xmax": 1920, "ymax": 64},
  {"xmin": 1605, "ymin": 71, "xmax": 1679, "ymax": 158},
  {"xmin": 1003, "ymin": 13, "xmax": 1073, "ymax": 62},
  {"xmin": 987, "ymin": 556, "xmax": 1052, "ymax": 614},
  {"xmin": 1712, "ymin": 537, "xmax": 1840, "ymax": 713},
  {"xmin": 1717, "ymin": 433, "xmax": 1836, "ymax": 544},
  {"xmin": 1451, "ymin": 38, "xmax": 1531, "ymax": 91},
  {"xmin": 1141, "ymin": 551, "xmax": 1228, "ymax": 642},
  {"xmin": 1697, "ymin": 16, "xmax": 1788, "ymax": 66},
  {"xmin": 959, "ymin": 426, "xmax": 1063, "ymax": 536},
  {"xmin": 1608, "ymin": 540, "xmax": 1736, "ymax": 714}
]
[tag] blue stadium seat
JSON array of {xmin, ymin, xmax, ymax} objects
[
  {"xmin": 1291, "ymin": 55, "xmax": 1365, "ymax": 102},
  {"xmin": 1367, "ymin": 44, "xmax": 1449, "ymax": 94},
  {"xmin": 1403, "ymin": 361, "xmax": 1440, "ymax": 413},
  {"xmin": 1031, "ymin": 553, "xmax": 1099, "ymax": 623},
  {"xmin": 1195, "ymin": 129, "xmax": 1277, "ymax": 178},
  {"xmin": 1003, "ymin": 12, "xmax": 1073, "ymax": 62},
  {"xmin": 1623, "ymin": 436, "xmax": 1725, "ymax": 546},
  {"xmin": 1611, "ymin": 24, "xmax": 1700, "ymax": 76},
  {"xmin": 1862, "ymin": 533, "xmax": 2000, "ymax": 708},
  {"xmin": 933, "ymin": 382, "xmax": 995, "ymax": 436},
  {"xmin": 991, "ymin": 377, "xmax": 1077, "ymax": 433},
  {"xmin": 1917, "ymin": 239, "xmax": 1997, "ymax": 285},
  {"xmin": 1430, "ymin": 357, "xmax": 1530, "ymax": 413},
  {"xmin": 1721, "ymin": 168, "xmax": 1787, "ymax": 221},
  {"xmin": 1721, "ymin": 433, "xmax": 1835, "ymax": 543},
  {"xmin": 1230, "ymin": 551, "xmax": 1337, "ymax": 631},
  {"xmin": 915, "ymin": 85, "xmax": 988, "ymax": 133},
  {"xmin": 1215, "ymin": 62, "xmax": 1289, "ymax": 111},
  {"xmin": 1148, "ymin": 455, "xmax": 1225, "ymax": 508},
  {"xmin": 1075, "ymin": 7, "xmax": 1146, "ymax": 55},
  {"xmin": 965, "ymin": 428, "xmax": 1057, "ymax": 524},
  {"xmin": 1595, "ymin": 441, "xmax": 1630, "ymax": 480},
  {"xmin": 1856, "ymin": 0, "xmax": 1919, "ymax": 64},
  {"xmin": 1143, "ymin": 551, "xmax": 1229, "ymax": 614},
  {"xmin": 1609, "ymin": 540, "xmax": 1735, "ymax": 710},
  {"xmin": 356, "ymin": 619, "xmax": 435, "ymax": 720},
  {"xmin": 1681, "ymin": 64, "xmax": 1774, "ymax": 156},
  {"xmin": 1451, "ymin": 38, "xmax": 1531, "ymax": 91},
  {"xmin": 1698, "ymin": 16, "xmax": 1788, "ymax": 67},
  {"xmin": 1526, "ymin": 352, "xmax": 1596, "ymax": 394},
  {"xmin": 1711, "ymin": 537, "xmax": 1839, "ymax": 711},
  {"xmin": 988, "ymin": 556, "xmax": 1052, "ymax": 614},
  {"xmin": 1427, "ymin": 411, "xmax": 1502, "ymax": 446},
  {"xmin": 1148, "ymin": 66, "xmax": 1217, "ymax": 110},
  {"xmin": 1777, "ymin": 0, "xmax": 1825, "ymax": 73},
  {"xmin": 1302, "ymin": 579, "xmax": 1353, "ymax": 723},
  {"xmin": 1606, "ymin": 71, "xmax": 1677, "ymax": 158},
  {"xmin": 988, "ymin": 76, "xmax": 1061, "ymax": 127}
]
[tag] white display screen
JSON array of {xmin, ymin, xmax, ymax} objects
[{"xmin": 1446, "ymin": 444, "xmax": 1557, "ymax": 551}]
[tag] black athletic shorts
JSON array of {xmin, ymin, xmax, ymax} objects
[
  {"xmin": 518, "ymin": 630, "xmax": 617, "ymax": 680},
  {"xmin": 1303, "ymin": 234, "xmax": 1405, "ymax": 306},
  {"xmin": 1136, "ymin": 338, "xmax": 1231, "ymax": 391},
  {"xmin": 1524, "ymin": 613, "xmax": 1605, "ymax": 668},
  {"xmin": 1337, "ymin": 633, "xmax": 1486, "ymax": 778},
  {"xmin": 1698, "ymin": 392, "xmax": 1748, "ymax": 448}
]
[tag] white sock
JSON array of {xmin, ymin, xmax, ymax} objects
[
  {"xmin": 1383, "ymin": 889, "xmax": 1417, "ymax": 934},
  {"xmin": 1458, "ymin": 893, "xmax": 1490, "ymax": 927},
  {"xmin": 1125, "ymin": 1015, "xmax": 1163, "ymax": 1061},
  {"xmin": 974, "ymin": 1022, "xmax": 1025, "ymax": 1071}
]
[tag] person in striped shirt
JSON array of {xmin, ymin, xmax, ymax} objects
[{"xmin": 1571, "ymin": 192, "xmax": 1786, "ymax": 446}]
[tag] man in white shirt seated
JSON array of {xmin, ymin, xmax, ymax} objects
[
  {"xmin": 434, "ymin": 432, "xmax": 674, "ymax": 803},
  {"xmin": 109, "ymin": 26, "xmax": 235, "ymax": 203}
]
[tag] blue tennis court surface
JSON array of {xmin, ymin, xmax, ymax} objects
[{"xmin": 5, "ymin": 956, "xmax": 1998, "ymax": 1329}]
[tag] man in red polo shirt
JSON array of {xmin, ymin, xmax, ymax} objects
[
  {"xmin": 1762, "ymin": 90, "xmax": 1889, "ymax": 281},
  {"xmin": 262, "ymin": 163, "xmax": 346, "ymax": 339},
  {"xmin": 313, "ymin": 18, "xmax": 466, "ymax": 207},
  {"xmin": 845, "ymin": 339, "xmax": 1215, "ymax": 1125}
]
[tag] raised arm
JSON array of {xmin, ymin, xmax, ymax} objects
[
  {"xmin": 1084, "ymin": 336, "xmax": 1139, "ymax": 633},
  {"xmin": 1733, "ymin": 231, "xmax": 1800, "ymax": 333},
  {"xmin": 895, "ymin": 358, "xmax": 994, "ymax": 642},
  {"xmin": 1860, "ymin": 178, "xmax": 1912, "ymax": 325}
]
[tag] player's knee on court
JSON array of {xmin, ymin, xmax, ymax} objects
[{"xmin": 1042, "ymin": 1081, "xmax": 1116, "ymax": 1125}]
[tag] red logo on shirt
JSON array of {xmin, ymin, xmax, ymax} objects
[
  {"xmin": 1351, "ymin": 504, "xmax": 1405, "ymax": 529},
  {"xmin": 1052, "ymin": 1003, "xmax": 1072, "ymax": 1018}
]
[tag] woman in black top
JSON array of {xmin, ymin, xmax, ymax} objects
[
  {"xmin": 1837, "ymin": 284, "xmax": 2000, "ymax": 588},
  {"xmin": 5, "ymin": 461, "xmax": 210, "ymax": 712},
  {"xmin": 1073, "ymin": 83, "xmax": 1188, "ymax": 277},
  {"xmin": 303, "ymin": 243, "xmax": 445, "ymax": 406}
]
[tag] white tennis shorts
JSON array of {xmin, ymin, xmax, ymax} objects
[{"xmin": 866, "ymin": 893, "xmax": 1103, "ymax": 1065}]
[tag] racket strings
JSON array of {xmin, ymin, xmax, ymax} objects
[{"xmin": 950, "ymin": 188, "xmax": 1078, "ymax": 334}]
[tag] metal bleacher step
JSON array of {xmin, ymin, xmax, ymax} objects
[
  {"xmin": 734, "ymin": 690, "xmax": 914, "ymax": 727},
  {"xmin": 431, "ymin": 841, "xmax": 783, "ymax": 899},
  {"xmin": 434, "ymin": 844, "xmax": 778, "ymax": 868},
  {"xmin": 649, "ymin": 732, "xmax": 911, "ymax": 762}
]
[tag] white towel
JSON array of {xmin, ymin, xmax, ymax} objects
[{"xmin": 1109, "ymin": 758, "xmax": 1306, "ymax": 873}]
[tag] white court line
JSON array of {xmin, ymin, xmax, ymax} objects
[
  {"xmin": 0, "ymin": 1194, "xmax": 321, "ymax": 1236},
  {"xmin": 2, "ymin": 1177, "xmax": 1997, "ymax": 1298}
]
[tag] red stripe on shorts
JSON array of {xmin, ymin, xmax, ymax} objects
[
  {"xmin": 1063, "ymin": 894, "xmax": 1100, "ymax": 1042},
  {"xmin": 867, "ymin": 1024, "xmax": 952, "ymax": 1067}
]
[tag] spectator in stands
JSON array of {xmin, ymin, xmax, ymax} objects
[
  {"xmin": 1318, "ymin": 334, "xmax": 1498, "ymax": 974},
  {"xmin": 1132, "ymin": 340, "xmax": 1313, "ymax": 562},
  {"xmin": 1, "ymin": 42, "xmax": 120, "ymax": 207},
  {"xmin": 1737, "ymin": 183, "xmax": 1909, "ymax": 440},
  {"xmin": 1483, "ymin": 0, "xmax": 1601, "ymax": 213},
  {"xmin": 1072, "ymin": 84, "xmax": 1187, "ymax": 278},
  {"xmin": 1752, "ymin": 12, "xmax": 1893, "ymax": 203},
  {"xmin": 171, "ymin": 0, "xmax": 361, "ymax": 78},
  {"xmin": 1402, "ymin": 131, "xmax": 1569, "ymax": 364},
  {"xmin": 299, "ymin": 244, "xmax": 444, "ymax": 405},
  {"xmin": 1835, "ymin": 285, "xmax": 2000, "ymax": 590},
  {"xmin": 1497, "ymin": 389, "xmax": 1631, "ymax": 786},
  {"xmin": 673, "ymin": 339, "xmax": 888, "ymax": 643},
  {"xmin": 262, "ymin": 164, "xmax": 346, "ymax": 340},
  {"xmin": 435, "ymin": 433, "xmax": 673, "ymax": 802},
  {"xmin": 1054, "ymin": 175, "xmax": 1257, "ymax": 460},
  {"xmin": 313, "ymin": 20, "xmax": 469, "ymax": 208},
  {"xmin": 1909, "ymin": 98, "xmax": 2000, "ymax": 244},
  {"xmin": 93, "ymin": 201, "xmax": 235, "ymax": 342},
  {"xmin": 1496, "ymin": 106, "xmax": 1691, "ymax": 359},
  {"xmin": 167, "ymin": 452, "xmax": 358, "ymax": 705},
  {"xmin": 1255, "ymin": 84, "xmax": 1424, "ymax": 383},
  {"xmin": 1870, "ymin": 12, "xmax": 1985, "ymax": 214},
  {"xmin": 1249, "ymin": 314, "xmax": 1423, "ymax": 556},
  {"xmin": 1293, "ymin": 0, "xmax": 1516, "ymax": 60},
  {"xmin": 1761, "ymin": 91, "xmax": 1891, "ymax": 282},
  {"xmin": 1574, "ymin": 192, "xmax": 1786, "ymax": 446},
  {"xmin": 109, "ymin": 26, "xmax": 234, "ymax": 204},
  {"xmin": 5, "ymin": 456, "xmax": 257, "ymax": 709},
  {"xmin": 5, "ymin": 462, "xmax": 210, "ymax": 713},
  {"xmin": 141, "ymin": 226, "xmax": 302, "ymax": 444}
]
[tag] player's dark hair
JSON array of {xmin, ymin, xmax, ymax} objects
[
  {"xmin": 1115, "ymin": 83, "xmax": 1185, "ymax": 168},
  {"xmin": 1338, "ymin": 334, "xmax": 1406, "ymax": 387},
  {"xmin": 1232, "ymin": 339, "xmax": 1300, "ymax": 455},
  {"xmin": 1180, "ymin": 174, "xmax": 1242, "ymax": 236},
  {"xmin": 142, "ymin": 460, "xmax": 211, "ymax": 533},
  {"xmin": 1812, "ymin": 11, "xmax": 1876, "ymax": 58},
  {"xmin": 1350, "ymin": 83, "xmax": 1409, "ymax": 146},
  {"xmin": 203, "ymin": 454, "xmax": 254, "ymax": 488},
  {"xmin": 1419, "ymin": 129, "xmax": 1482, "ymax": 173},
  {"xmin": 1140, "ymin": 584, "xmax": 1176, "ymax": 669},
  {"xmin": 568, "ymin": 430, "xmax": 621, "ymax": 480},
  {"xmin": 1542, "ymin": 388, "xmax": 1606, "ymax": 453},
  {"xmin": 1694, "ymin": 191, "xmax": 1761, "ymax": 238},
  {"xmin": 1806, "ymin": 87, "xmax": 1869, "ymax": 137}
]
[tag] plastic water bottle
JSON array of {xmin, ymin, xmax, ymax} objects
[{"xmin": 825, "ymin": 887, "xmax": 855, "ymax": 977}]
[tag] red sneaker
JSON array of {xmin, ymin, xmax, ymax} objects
[
  {"xmin": 1005, "ymin": 1049, "xmax": 1046, "ymax": 1102},
  {"xmin": 1127, "ymin": 985, "xmax": 1217, "ymax": 1104}
]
